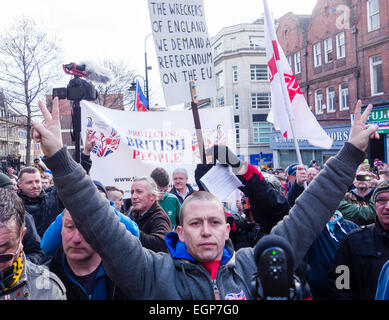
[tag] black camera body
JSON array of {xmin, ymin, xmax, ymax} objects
[{"xmin": 52, "ymin": 77, "xmax": 98, "ymax": 101}]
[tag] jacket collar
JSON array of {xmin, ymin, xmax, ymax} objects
[
  {"xmin": 131, "ymin": 202, "xmax": 159, "ymax": 222},
  {"xmin": 17, "ymin": 189, "xmax": 45, "ymax": 202}
]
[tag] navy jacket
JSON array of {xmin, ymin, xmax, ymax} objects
[{"xmin": 306, "ymin": 217, "xmax": 358, "ymax": 299}]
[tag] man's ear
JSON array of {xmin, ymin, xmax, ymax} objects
[
  {"xmin": 176, "ymin": 225, "xmax": 185, "ymax": 243},
  {"xmin": 225, "ymin": 222, "xmax": 230, "ymax": 241}
]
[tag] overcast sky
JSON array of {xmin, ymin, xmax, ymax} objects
[{"xmin": 0, "ymin": 0, "xmax": 318, "ymax": 108}]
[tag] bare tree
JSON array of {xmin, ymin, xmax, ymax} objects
[
  {"xmin": 0, "ymin": 16, "xmax": 62, "ymax": 165},
  {"xmin": 95, "ymin": 59, "xmax": 136, "ymax": 110}
]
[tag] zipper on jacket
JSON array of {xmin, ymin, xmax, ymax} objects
[{"xmin": 212, "ymin": 279, "xmax": 221, "ymax": 300}]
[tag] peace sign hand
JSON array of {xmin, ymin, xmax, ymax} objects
[
  {"xmin": 32, "ymin": 97, "xmax": 63, "ymax": 158},
  {"xmin": 348, "ymin": 100, "xmax": 379, "ymax": 152}
]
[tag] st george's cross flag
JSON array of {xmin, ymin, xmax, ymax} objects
[{"xmin": 263, "ymin": 0, "xmax": 333, "ymax": 149}]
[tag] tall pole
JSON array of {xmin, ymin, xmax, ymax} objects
[{"xmin": 144, "ymin": 33, "xmax": 152, "ymax": 103}]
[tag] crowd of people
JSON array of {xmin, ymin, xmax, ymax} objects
[{"xmin": 1, "ymin": 98, "xmax": 389, "ymax": 301}]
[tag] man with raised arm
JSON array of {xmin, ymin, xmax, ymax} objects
[{"xmin": 31, "ymin": 98, "xmax": 378, "ymax": 300}]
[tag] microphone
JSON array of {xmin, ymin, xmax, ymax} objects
[
  {"xmin": 253, "ymin": 234, "xmax": 295, "ymax": 300},
  {"xmin": 63, "ymin": 61, "xmax": 113, "ymax": 84}
]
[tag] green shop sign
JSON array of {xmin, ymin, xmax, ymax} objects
[{"xmin": 352, "ymin": 106, "xmax": 389, "ymax": 134}]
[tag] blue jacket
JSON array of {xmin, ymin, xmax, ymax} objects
[
  {"xmin": 49, "ymin": 247, "xmax": 126, "ymax": 300},
  {"xmin": 306, "ymin": 213, "xmax": 359, "ymax": 299},
  {"xmin": 376, "ymin": 260, "xmax": 389, "ymax": 300},
  {"xmin": 41, "ymin": 202, "xmax": 139, "ymax": 256}
]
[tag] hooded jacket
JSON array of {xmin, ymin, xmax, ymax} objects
[{"xmin": 42, "ymin": 142, "xmax": 364, "ymax": 300}]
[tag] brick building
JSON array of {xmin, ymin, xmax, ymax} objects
[{"xmin": 274, "ymin": 0, "xmax": 389, "ymax": 165}]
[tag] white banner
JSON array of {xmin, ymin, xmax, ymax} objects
[
  {"xmin": 80, "ymin": 101, "xmax": 235, "ymax": 198},
  {"xmin": 148, "ymin": 0, "xmax": 216, "ymax": 106}
]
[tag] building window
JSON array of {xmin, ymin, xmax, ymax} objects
[
  {"xmin": 339, "ymin": 83, "xmax": 349, "ymax": 111},
  {"xmin": 234, "ymin": 94, "xmax": 239, "ymax": 110},
  {"xmin": 367, "ymin": 0, "xmax": 380, "ymax": 32},
  {"xmin": 250, "ymin": 65, "xmax": 268, "ymax": 81},
  {"xmin": 324, "ymin": 37, "xmax": 333, "ymax": 63},
  {"xmin": 216, "ymin": 71, "xmax": 224, "ymax": 88},
  {"xmin": 231, "ymin": 37, "xmax": 236, "ymax": 51},
  {"xmin": 370, "ymin": 55, "xmax": 383, "ymax": 96},
  {"xmin": 214, "ymin": 43, "xmax": 223, "ymax": 57},
  {"xmin": 315, "ymin": 89, "xmax": 324, "ymax": 114},
  {"xmin": 253, "ymin": 120, "xmax": 274, "ymax": 144},
  {"xmin": 234, "ymin": 116, "xmax": 240, "ymax": 144},
  {"xmin": 232, "ymin": 66, "xmax": 238, "ymax": 83},
  {"xmin": 336, "ymin": 32, "xmax": 346, "ymax": 59},
  {"xmin": 326, "ymin": 86, "xmax": 336, "ymax": 113},
  {"xmin": 313, "ymin": 42, "xmax": 322, "ymax": 67},
  {"xmin": 294, "ymin": 52, "xmax": 301, "ymax": 74},
  {"xmin": 249, "ymin": 36, "xmax": 265, "ymax": 50},
  {"xmin": 251, "ymin": 93, "xmax": 271, "ymax": 109},
  {"xmin": 287, "ymin": 56, "xmax": 293, "ymax": 69},
  {"xmin": 217, "ymin": 96, "xmax": 225, "ymax": 107}
]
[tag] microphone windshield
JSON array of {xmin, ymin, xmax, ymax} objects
[{"xmin": 80, "ymin": 60, "xmax": 114, "ymax": 84}]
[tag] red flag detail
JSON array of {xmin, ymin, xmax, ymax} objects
[
  {"xmin": 268, "ymin": 55, "xmax": 278, "ymax": 82},
  {"xmin": 272, "ymin": 40, "xmax": 280, "ymax": 60},
  {"xmin": 284, "ymin": 74, "xmax": 303, "ymax": 103}
]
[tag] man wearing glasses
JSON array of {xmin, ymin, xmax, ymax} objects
[
  {"xmin": 329, "ymin": 181, "xmax": 389, "ymax": 300},
  {"xmin": 0, "ymin": 188, "xmax": 66, "ymax": 300}
]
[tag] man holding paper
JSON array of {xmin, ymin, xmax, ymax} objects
[{"xmin": 31, "ymin": 97, "xmax": 378, "ymax": 300}]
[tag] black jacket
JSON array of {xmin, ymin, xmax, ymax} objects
[
  {"xmin": 328, "ymin": 219, "xmax": 389, "ymax": 300},
  {"xmin": 24, "ymin": 211, "xmax": 44, "ymax": 265},
  {"xmin": 287, "ymin": 181, "xmax": 305, "ymax": 208},
  {"xmin": 18, "ymin": 187, "xmax": 64, "ymax": 237},
  {"xmin": 238, "ymin": 173, "xmax": 290, "ymax": 234}
]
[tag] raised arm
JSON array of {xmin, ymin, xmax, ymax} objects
[{"xmin": 271, "ymin": 101, "xmax": 379, "ymax": 266}]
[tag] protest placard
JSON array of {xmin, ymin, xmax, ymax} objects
[
  {"xmin": 80, "ymin": 101, "xmax": 235, "ymax": 198},
  {"xmin": 148, "ymin": 0, "xmax": 216, "ymax": 106}
]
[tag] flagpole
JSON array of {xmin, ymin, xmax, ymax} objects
[{"xmin": 263, "ymin": 0, "xmax": 307, "ymax": 188}]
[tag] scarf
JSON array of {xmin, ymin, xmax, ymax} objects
[{"xmin": 0, "ymin": 253, "xmax": 23, "ymax": 293}]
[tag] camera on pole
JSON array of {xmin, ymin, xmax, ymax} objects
[{"xmin": 52, "ymin": 61, "xmax": 113, "ymax": 163}]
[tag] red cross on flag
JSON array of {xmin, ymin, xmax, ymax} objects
[{"xmin": 264, "ymin": 0, "xmax": 333, "ymax": 149}]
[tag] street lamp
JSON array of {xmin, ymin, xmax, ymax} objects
[{"xmin": 144, "ymin": 33, "xmax": 153, "ymax": 103}]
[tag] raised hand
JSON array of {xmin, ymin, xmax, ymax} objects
[
  {"xmin": 82, "ymin": 131, "xmax": 98, "ymax": 156},
  {"xmin": 348, "ymin": 100, "xmax": 379, "ymax": 151},
  {"xmin": 296, "ymin": 165, "xmax": 307, "ymax": 186},
  {"xmin": 32, "ymin": 97, "xmax": 63, "ymax": 158}
]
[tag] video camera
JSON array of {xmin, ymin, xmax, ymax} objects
[{"xmin": 52, "ymin": 63, "xmax": 98, "ymax": 101}]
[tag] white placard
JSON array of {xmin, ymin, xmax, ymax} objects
[
  {"xmin": 200, "ymin": 164, "xmax": 244, "ymax": 202},
  {"xmin": 80, "ymin": 101, "xmax": 235, "ymax": 198},
  {"xmin": 148, "ymin": 0, "xmax": 217, "ymax": 106}
]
